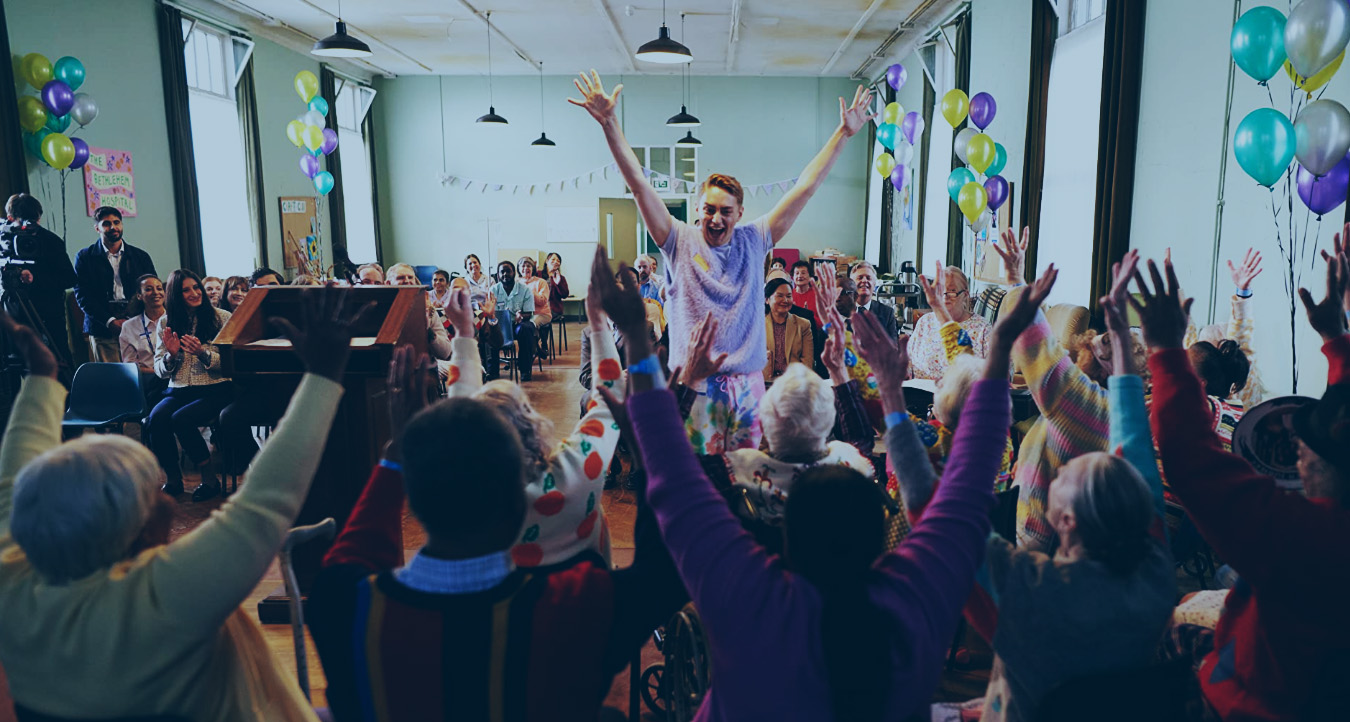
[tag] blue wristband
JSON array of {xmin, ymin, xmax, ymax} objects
[
  {"xmin": 379, "ymin": 458, "xmax": 403, "ymax": 472},
  {"xmin": 628, "ymin": 355, "xmax": 662, "ymax": 376},
  {"xmin": 1235, "ymin": 288, "xmax": 1252, "ymax": 298},
  {"xmin": 884, "ymin": 411, "xmax": 908, "ymax": 429}
]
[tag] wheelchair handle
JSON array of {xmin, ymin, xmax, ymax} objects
[{"xmin": 282, "ymin": 517, "xmax": 336, "ymax": 553}]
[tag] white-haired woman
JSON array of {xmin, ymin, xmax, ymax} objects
[
  {"xmin": 908, "ymin": 261, "xmax": 991, "ymax": 381},
  {"xmin": 0, "ymin": 290, "xmax": 368, "ymax": 721}
]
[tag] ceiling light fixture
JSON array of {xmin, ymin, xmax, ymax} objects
[
  {"xmin": 666, "ymin": 14, "xmax": 701, "ymax": 127},
  {"xmin": 531, "ymin": 60, "xmax": 556, "ymax": 147},
  {"xmin": 312, "ymin": 0, "xmax": 372, "ymax": 57},
  {"xmin": 636, "ymin": 0, "xmax": 692, "ymax": 64},
  {"xmin": 676, "ymin": 130, "xmax": 701, "ymax": 146},
  {"xmin": 476, "ymin": 11, "xmax": 507, "ymax": 124}
]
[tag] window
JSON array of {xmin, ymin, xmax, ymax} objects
[
  {"xmin": 626, "ymin": 144, "xmax": 699, "ymax": 196},
  {"xmin": 334, "ymin": 79, "xmax": 378, "ymax": 264},
  {"xmin": 919, "ymin": 37, "xmax": 957, "ymax": 268},
  {"xmin": 182, "ymin": 19, "xmax": 255, "ymax": 277},
  {"xmin": 1059, "ymin": 0, "xmax": 1106, "ymax": 36}
]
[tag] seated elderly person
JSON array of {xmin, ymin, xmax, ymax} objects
[
  {"xmin": 850, "ymin": 261, "xmax": 898, "ymax": 339},
  {"xmin": 908, "ymin": 261, "xmax": 991, "ymax": 381},
  {"xmin": 764, "ymin": 278, "xmax": 813, "ymax": 384},
  {"xmin": 0, "ymin": 290, "xmax": 364, "ymax": 720},
  {"xmin": 489, "ymin": 260, "xmax": 538, "ymax": 382},
  {"xmin": 387, "ymin": 262, "xmax": 451, "ymax": 361},
  {"xmin": 356, "ymin": 263, "xmax": 384, "ymax": 285}
]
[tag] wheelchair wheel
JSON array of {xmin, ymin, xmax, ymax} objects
[
  {"xmin": 640, "ymin": 663, "xmax": 667, "ymax": 717},
  {"xmin": 663, "ymin": 605, "xmax": 710, "ymax": 722}
]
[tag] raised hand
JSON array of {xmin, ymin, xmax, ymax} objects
[
  {"xmin": 444, "ymin": 286, "xmax": 476, "ymax": 338},
  {"xmin": 1100, "ymin": 250, "xmax": 1140, "ymax": 377},
  {"xmin": 918, "ymin": 260, "xmax": 953, "ymax": 324},
  {"xmin": 993, "ymin": 227, "xmax": 1030, "ymax": 286},
  {"xmin": 590, "ymin": 244, "xmax": 645, "ymax": 342},
  {"xmin": 384, "ymin": 344, "xmax": 432, "ymax": 462},
  {"xmin": 992, "ymin": 265, "xmax": 1058, "ymax": 354},
  {"xmin": 1299, "ymin": 250, "xmax": 1350, "ymax": 342},
  {"xmin": 680, "ymin": 312, "xmax": 728, "ymax": 388},
  {"xmin": 812, "ymin": 274, "xmax": 841, "ymax": 327},
  {"xmin": 482, "ymin": 291, "xmax": 497, "ymax": 319},
  {"xmin": 161, "ymin": 326, "xmax": 181, "ymax": 356},
  {"xmin": 180, "ymin": 334, "xmax": 203, "ymax": 357},
  {"xmin": 839, "ymin": 85, "xmax": 878, "ymax": 138},
  {"xmin": 567, "ymin": 70, "xmax": 622, "ymax": 125},
  {"xmin": 1227, "ymin": 247, "xmax": 1263, "ymax": 292},
  {"xmin": 819, "ymin": 307, "xmax": 849, "ymax": 385},
  {"xmin": 853, "ymin": 308, "xmax": 911, "ymax": 390},
  {"xmin": 270, "ymin": 283, "xmax": 378, "ymax": 382},
  {"xmin": 0, "ymin": 310, "xmax": 57, "ymax": 378},
  {"xmin": 1128, "ymin": 258, "xmax": 1192, "ymax": 350},
  {"xmin": 1319, "ymin": 222, "xmax": 1350, "ymax": 312}
]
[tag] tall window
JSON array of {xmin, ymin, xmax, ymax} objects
[
  {"xmin": 919, "ymin": 38, "xmax": 957, "ymax": 268},
  {"xmin": 334, "ymin": 80, "xmax": 378, "ymax": 264},
  {"xmin": 182, "ymin": 20, "xmax": 255, "ymax": 277}
]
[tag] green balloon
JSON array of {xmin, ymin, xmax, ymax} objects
[
  {"xmin": 53, "ymin": 56, "xmax": 86, "ymax": 91},
  {"xmin": 1234, "ymin": 108, "xmax": 1296, "ymax": 187},
  {"xmin": 45, "ymin": 112, "xmax": 71, "ymax": 133},
  {"xmin": 1231, "ymin": 7, "xmax": 1287, "ymax": 83},
  {"xmin": 947, "ymin": 167, "xmax": 975, "ymax": 203},
  {"xmin": 987, "ymin": 143, "xmax": 1008, "ymax": 177},
  {"xmin": 24, "ymin": 129, "xmax": 51, "ymax": 160}
]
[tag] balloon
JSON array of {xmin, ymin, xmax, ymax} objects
[
  {"xmin": 886, "ymin": 64, "xmax": 907, "ymax": 91},
  {"xmin": 300, "ymin": 154, "xmax": 321, "ymax": 179},
  {"xmin": 1297, "ymin": 154, "xmax": 1350, "ymax": 216},
  {"xmin": 1286, "ymin": 50, "xmax": 1345, "ymax": 93},
  {"xmin": 890, "ymin": 164, "xmax": 907, "ymax": 192},
  {"xmin": 1231, "ymin": 6, "xmax": 1288, "ymax": 82},
  {"xmin": 21, "ymin": 53, "xmax": 52, "ymax": 90},
  {"xmin": 40, "ymin": 132, "xmax": 75, "ymax": 170},
  {"xmin": 308, "ymin": 97, "xmax": 330, "ymax": 117},
  {"xmin": 941, "ymin": 89, "xmax": 969, "ymax": 127},
  {"xmin": 313, "ymin": 171, "xmax": 335, "ymax": 195},
  {"xmin": 958, "ymin": 182, "xmax": 988, "ymax": 224},
  {"xmin": 303, "ymin": 110, "xmax": 326, "ymax": 129},
  {"xmin": 987, "ymin": 143, "xmax": 1009, "ymax": 177},
  {"xmin": 41, "ymin": 80, "xmax": 74, "ymax": 117},
  {"xmin": 1234, "ymin": 108, "xmax": 1297, "ymax": 186},
  {"xmin": 302, "ymin": 125, "xmax": 324, "ymax": 152},
  {"xmin": 971, "ymin": 210, "xmax": 992, "ymax": 233},
  {"xmin": 984, "ymin": 175, "xmax": 1009, "ymax": 211},
  {"xmin": 967, "ymin": 133, "xmax": 997, "ymax": 174},
  {"xmin": 1295, "ymin": 100, "xmax": 1350, "ymax": 176},
  {"xmin": 969, "ymin": 92, "xmax": 997, "ymax": 130},
  {"xmin": 286, "ymin": 120, "xmax": 305, "ymax": 148},
  {"xmin": 69, "ymin": 137, "xmax": 89, "ymax": 170},
  {"xmin": 877, "ymin": 122, "xmax": 899, "ymax": 151},
  {"xmin": 875, "ymin": 152, "xmax": 896, "ymax": 177},
  {"xmin": 901, "ymin": 111, "xmax": 925, "ymax": 145},
  {"xmin": 17, "ymin": 97, "xmax": 48, "ymax": 133},
  {"xmin": 896, "ymin": 142, "xmax": 915, "ymax": 165},
  {"xmin": 24, "ymin": 129, "xmax": 51, "ymax": 159},
  {"xmin": 1284, "ymin": 0, "xmax": 1350, "ymax": 79},
  {"xmin": 321, "ymin": 128, "xmax": 339, "ymax": 155},
  {"xmin": 52, "ymin": 56, "xmax": 86, "ymax": 91},
  {"xmin": 295, "ymin": 70, "xmax": 320, "ymax": 102},
  {"xmin": 954, "ymin": 127, "xmax": 978, "ymax": 163},
  {"xmin": 44, "ymin": 112, "xmax": 70, "ymax": 134},
  {"xmin": 948, "ymin": 167, "xmax": 975, "ymax": 202},
  {"xmin": 69, "ymin": 93, "xmax": 99, "ymax": 126},
  {"xmin": 882, "ymin": 102, "xmax": 903, "ymax": 125}
]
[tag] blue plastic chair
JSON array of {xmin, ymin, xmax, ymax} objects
[
  {"xmin": 62, "ymin": 362, "xmax": 145, "ymax": 433},
  {"xmin": 414, "ymin": 265, "xmax": 439, "ymax": 286}
]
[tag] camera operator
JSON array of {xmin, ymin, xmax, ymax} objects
[
  {"xmin": 1, "ymin": 194, "xmax": 77, "ymax": 371},
  {"xmin": 74, "ymin": 206, "xmax": 157, "ymax": 362}
]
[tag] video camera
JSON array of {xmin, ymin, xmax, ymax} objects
[{"xmin": 0, "ymin": 217, "xmax": 37, "ymax": 295}]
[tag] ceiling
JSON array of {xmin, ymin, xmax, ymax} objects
[{"xmin": 199, "ymin": 0, "xmax": 960, "ymax": 79}]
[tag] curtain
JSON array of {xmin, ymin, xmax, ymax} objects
[
  {"xmin": 236, "ymin": 56, "xmax": 268, "ymax": 268},
  {"xmin": 1020, "ymin": 0, "xmax": 1057, "ymax": 286},
  {"xmin": 1, "ymin": 0, "xmax": 28, "ymax": 200},
  {"xmin": 1088, "ymin": 0, "xmax": 1147, "ymax": 316},
  {"xmin": 362, "ymin": 104, "xmax": 383, "ymax": 266},
  {"xmin": 915, "ymin": 73, "xmax": 936, "ymax": 270},
  {"xmin": 945, "ymin": 13, "xmax": 972, "ymax": 268},
  {"xmin": 879, "ymin": 84, "xmax": 896, "ymax": 274},
  {"xmin": 320, "ymin": 67, "xmax": 357, "ymax": 278},
  {"xmin": 157, "ymin": 1, "xmax": 205, "ymax": 273}
]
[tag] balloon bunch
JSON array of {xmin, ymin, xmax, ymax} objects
[
  {"xmin": 287, "ymin": 71, "xmax": 338, "ymax": 195},
  {"xmin": 938, "ymin": 88, "xmax": 1008, "ymax": 232},
  {"xmin": 15, "ymin": 53, "xmax": 97, "ymax": 171},
  {"xmin": 873, "ymin": 64, "xmax": 922, "ymax": 195}
]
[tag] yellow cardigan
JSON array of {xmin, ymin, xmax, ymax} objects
[{"xmin": 0, "ymin": 374, "xmax": 342, "ymax": 721}]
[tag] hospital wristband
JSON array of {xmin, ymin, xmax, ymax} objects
[{"xmin": 884, "ymin": 411, "xmax": 908, "ymax": 429}]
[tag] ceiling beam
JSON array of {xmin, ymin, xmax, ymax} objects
[
  {"xmin": 291, "ymin": 0, "xmax": 433, "ymax": 71},
  {"xmin": 724, "ymin": 0, "xmax": 743, "ymax": 73},
  {"xmin": 820, "ymin": 0, "xmax": 888, "ymax": 76},
  {"xmin": 454, "ymin": 0, "xmax": 544, "ymax": 71},
  {"xmin": 588, "ymin": 0, "xmax": 638, "ymax": 74}
]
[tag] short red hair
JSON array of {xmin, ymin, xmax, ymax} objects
[{"xmin": 702, "ymin": 173, "xmax": 744, "ymax": 207}]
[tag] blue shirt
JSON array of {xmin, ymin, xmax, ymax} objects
[{"xmin": 490, "ymin": 281, "xmax": 535, "ymax": 315}]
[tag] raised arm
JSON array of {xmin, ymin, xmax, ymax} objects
[
  {"xmin": 822, "ymin": 307, "xmax": 871, "ymax": 454},
  {"xmin": 767, "ymin": 86, "xmax": 875, "ymax": 244},
  {"xmin": 0, "ymin": 313, "xmax": 62, "ymax": 538},
  {"xmin": 443, "ymin": 286, "xmax": 485, "ymax": 398},
  {"xmin": 569, "ymin": 71, "xmax": 673, "ymax": 246}
]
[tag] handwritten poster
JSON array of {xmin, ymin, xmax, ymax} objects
[
  {"xmin": 279, "ymin": 196, "xmax": 318, "ymax": 272},
  {"xmin": 83, "ymin": 147, "xmax": 137, "ymax": 217}
]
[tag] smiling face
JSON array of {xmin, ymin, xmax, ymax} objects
[
  {"xmin": 139, "ymin": 277, "xmax": 166, "ymax": 311},
  {"xmin": 498, "ymin": 262, "xmax": 515, "ymax": 284},
  {"xmin": 181, "ymin": 277, "xmax": 204, "ymax": 308},
  {"xmin": 466, "ymin": 256, "xmax": 482, "ymax": 277},
  {"xmin": 546, "ymin": 254, "xmax": 561, "ymax": 274},
  {"xmin": 701, "ymin": 186, "xmax": 745, "ymax": 247},
  {"xmin": 95, "ymin": 214, "xmax": 123, "ymax": 246},
  {"xmin": 518, "ymin": 258, "xmax": 536, "ymax": 280},
  {"xmin": 432, "ymin": 272, "xmax": 449, "ymax": 293},
  {"xmin": 851, "ymin": 264, "xmax": 877, "ymax": 306},
  {"xmin": 792, "ymin": 266, "xmax": 812, "ymax": 291},
  {"xmin": 769, "ymin": 284, "xmax": 793, "ymax": 315},
  {"xmin": 203, "ymin": 279, "xmax": 223, "ymax": 305},
  {"xmin": 226, "ymin": 283, "xmax": 247, "ymax": 308},
  {"xmin": 943, "ymin": 269, "xmax": 971, "ymax": 321}
]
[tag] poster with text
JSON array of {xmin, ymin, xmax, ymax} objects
[
  {"xmin": 83, "ymin": 148, "xmax": 137, "ymax": 217},
  {"xmin": 279, "ymin": 196, "xmax": 318, "ymax": 271}
]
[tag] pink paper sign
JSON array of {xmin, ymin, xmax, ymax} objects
[{"xmin": 83, "ymin": 147, "xmax": 137, "ymax": 217}]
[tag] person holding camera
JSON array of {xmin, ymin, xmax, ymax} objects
[
  {"xmin": 73, "ymin": 206, "xmax": 157, "ymax": 363},
  {"xmin": 0, "ymin": 194, "xmax": 77, "ymax": 374}
]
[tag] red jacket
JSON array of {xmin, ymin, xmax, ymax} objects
[{"xmin": 1148, "ymin": 337, "xmax": 1350, "ymax": 721}]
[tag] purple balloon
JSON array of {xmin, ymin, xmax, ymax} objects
[
  {"xmin": 901, "ymin": 111, "xmax": 925, "ymax": 145},
  {"xmin": 1297, "ymin": 155, "xmax": 1350, "ymax": 217},
  {"xmin": 321, "ymin": 128, "xmax": 339, "ymax": 155},
  {"xmin": 300, "ymin": 154, "xmax": 321, "ymax": 179},
  {"xmin": 69, "ymin": 137, "xmax": 90, "ymax": 170},
  {"xmin": 969, "ymin": 92, "xmax": 997, "ymax": 130},
  {"xmin": 41, "ymin": 80, "xmax": 74, "ymax": 117},
  {"xmin": 886, "ymin": 64, "xmax": 907, "ymax": 91},
  {"xmin": 984, "ymin": 175, "xmax": 1009, "ymax": 211},
  {"xmin": 889, "ymin": 164, "xmax": 907, "ymax": 192}
]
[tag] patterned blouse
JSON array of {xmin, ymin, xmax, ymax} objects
[
  {"xmin": 153, "ymin": 307, "xmax": 232, "ymax": 389},
  {"xmin": 909, "ymin": 310, "xmax": 992, "ymax": 381}
]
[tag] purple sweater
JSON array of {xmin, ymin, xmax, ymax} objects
[{"xmin": 629, "ymin": 379, "xmax": 1008, "ymax": 721}]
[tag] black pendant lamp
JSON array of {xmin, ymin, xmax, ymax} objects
[
  {"xmin": 676, "ymin": 131, "xmax": 702, "ymax": 146},
  {"xmin": 636, "ymin": 0, "xmax": 692, "ymax": 64},
  {"xmin": 666, "ymin": 14, "xmax": 701, "ymax": 127},
  {"xmin": 312, "ymin": 0, "xmax": 372, "ymax": 57},
  {"xmin": 476, "ymin": 11, "xmax": 508, "ymax": 124},
  {"xmin": 531, "ymin": 61, "xmax": 556, "ymax": 146}
]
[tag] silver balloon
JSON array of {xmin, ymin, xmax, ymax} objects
[
  {"xmin": 897, "ymin": 141, "xmax": 915, "ymax": 165},
  {"xmin": 303, "ymin": 109, "xmax": 326, "ymax": 128},
  {"xmin": 971, "ymin": 209, "xmax": 992, "ymax": 233},
  {"xmin": 1285, "ymin": 0, "xmax": 1350, "ymax": 79},
  {"xmin": 69, "ymin": 92, "xmax": 98, "ymax": 127},
  {"xmin": 1295, "ymin": 100, "xmax": 1350, "ymax": 175},
  {"xmin": 954, "ymin": 127, "xmax": 978, "ymax": 164}
]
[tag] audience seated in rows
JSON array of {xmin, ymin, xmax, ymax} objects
[
  {"xmin": 219, "ymin": 275, "xmax": 249, "ymax": 312},
  {"xmin": 909, "ymin": 260, "xmax": 991, "ymax": 381},
  {"xmin": 489, "ymin": 260, "xmax": 538, "ymax": 381},
  {"xmin": 387, "ymin": 262, "xmax": 451, "ymax": 361},
  {"xmin": 356, "ymin": 263, "xmax": 384, "ymax": 285},
  {"xmin": 118, "ymin": 273, "xmax": 169, "ymax": 423},
  {"xmin": 545, "ymin": 251, "xmax": 569, "ymax": 320},
  {"xmin": 202, "ymin": 275, "xmax": 223, "ymax": 307}
]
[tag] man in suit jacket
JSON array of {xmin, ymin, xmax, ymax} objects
[
  {"xmin": 850, "ymin": 260, "xmax": 899, "ymax": 340},
  {"xmin": 73, "ymin": 206, "xmax": 157, "ymax": 362}
]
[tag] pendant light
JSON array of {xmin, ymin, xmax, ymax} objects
[
  {"xmin": 636, "ymin": 0, "xmax": 692, "ymax": 64},
  {"xmin": 476, "ymin": 11, "xmax": 507, "ymax": 124},
  {"xmin": 666, "ymin": 14, "xmax": 701, "ymax": 127},
  {"xmin": 676, "ymin": 131, "xmax": 702, "ymax": 146},
  {"xmin": 312, "ymin": 0, "xmax": 372, "ymax": 57},
  {"xmin": 531, "ymin": 61, "xmax": 556, "ymax": 147}
]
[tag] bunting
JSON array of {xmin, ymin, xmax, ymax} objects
[{"xmin": 436, "ymin": 164, "xmax": 799, "ymax": 198}]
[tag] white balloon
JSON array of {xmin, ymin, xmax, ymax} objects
[
  {"xmin": 954, "ymin": 128, "xmax": 978, "ymax": 164},
  {"xmin": 70, "ymin": 93, "xmax": 99, "ymax": 127},
  {"xmin": 303, "ymin": 110, "xmax": 326, "ymax": 128},
  {"xmin": 897, "ymin": 142, "xmax": 915, "ymax": 165},
  {"xmin": 972, "ymin": 209, "xmax": 992, "ymax": 233},
  {"xmin": 1286, "ymin": 0, "xmax": 1350, "ymax": 78},
  {"xmin": 1295, "ymin": 99, "xmax": 1350, "ymax": 176}
]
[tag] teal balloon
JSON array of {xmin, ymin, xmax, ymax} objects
[
  {"xmin": 53, "ymin": 56, "xmax": 86, "ymax": 91},
  {"xmin": 308, "ymin": 97, "xmax": 329, "ymax": 117},
  {"xmin": 1234, "ymin": 108, "xmax": 1297, "ymax": 187},
  {"xmin": 947, "ymin": 167, "xmax": 975, "ymax": 202},
  {"xmin": 24, "ymin": 129, "xmax": 51, "ymax": 160},
  {"xmin": 877, "ymin": 122, "xmax": 899, "ymax": 151},
  {"xmin": 44, "ymin": 112, "xmax": 71, "ymax": 133},
  {"xmin": 313, "ymin": 170, "xmax": 335, "ymax": 195},
  {"xmin": 987, "ymin": 143, "xmax": 1008, "ymax": 177},
  {"xmin": 1231, "ymin": 7, "xmax": 1287, "ymax": 83}
]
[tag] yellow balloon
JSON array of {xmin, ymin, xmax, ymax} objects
[
  {"xmin": 966, "ymin": 133, "xmax": 996, "ymax": 174},
  {"xmin": 22, "ymin": 53, "xmax": 52, "ymax": 90},
  {"xmin": 18, "ymin": 97, "xmax": 48, "ymax": 133},
  {"xmin": 1285, "ymin": 50, "xmax": 1344, "ymax": 95},
  {"xmin": 295, "ymin": 70, "xmax": 320, "ymax": 103},
  {"xmin": 41, "ymin": 132, "xmax": 75, "ymax": 170},
  {"xmin": 302, "ymin": 124, "xmax": 324, "ymax": 151},
  {"xmin": 957, "ymin": 181, "xmax": 987, "ymax": 223},
  {"xmin": 882, "ymin": 101, "xmax": 904, "ymax": 125},
  {"xmin": 286, "ymin": 120, "xmax": 306, "ymax": 147},
  {"xmin": 941, "ymin": 89, "xmax": 969, "ymax": 127},
  {"xmin": 875, "ymin": 152, "xmax": 896, "ymax": 177}
]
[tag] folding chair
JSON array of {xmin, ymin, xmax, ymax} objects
[{"xmin": 62, "ymin": 362, "xmax": 145, "ymax": 435}]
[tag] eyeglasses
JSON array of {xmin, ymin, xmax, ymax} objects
[
  {"xmin": 839, "ymin": 289, "xmax": 857, "ymax": 297},
  {"xmin": 943, "ymin": 289, "xmax": 967, "ymax": 300}
]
